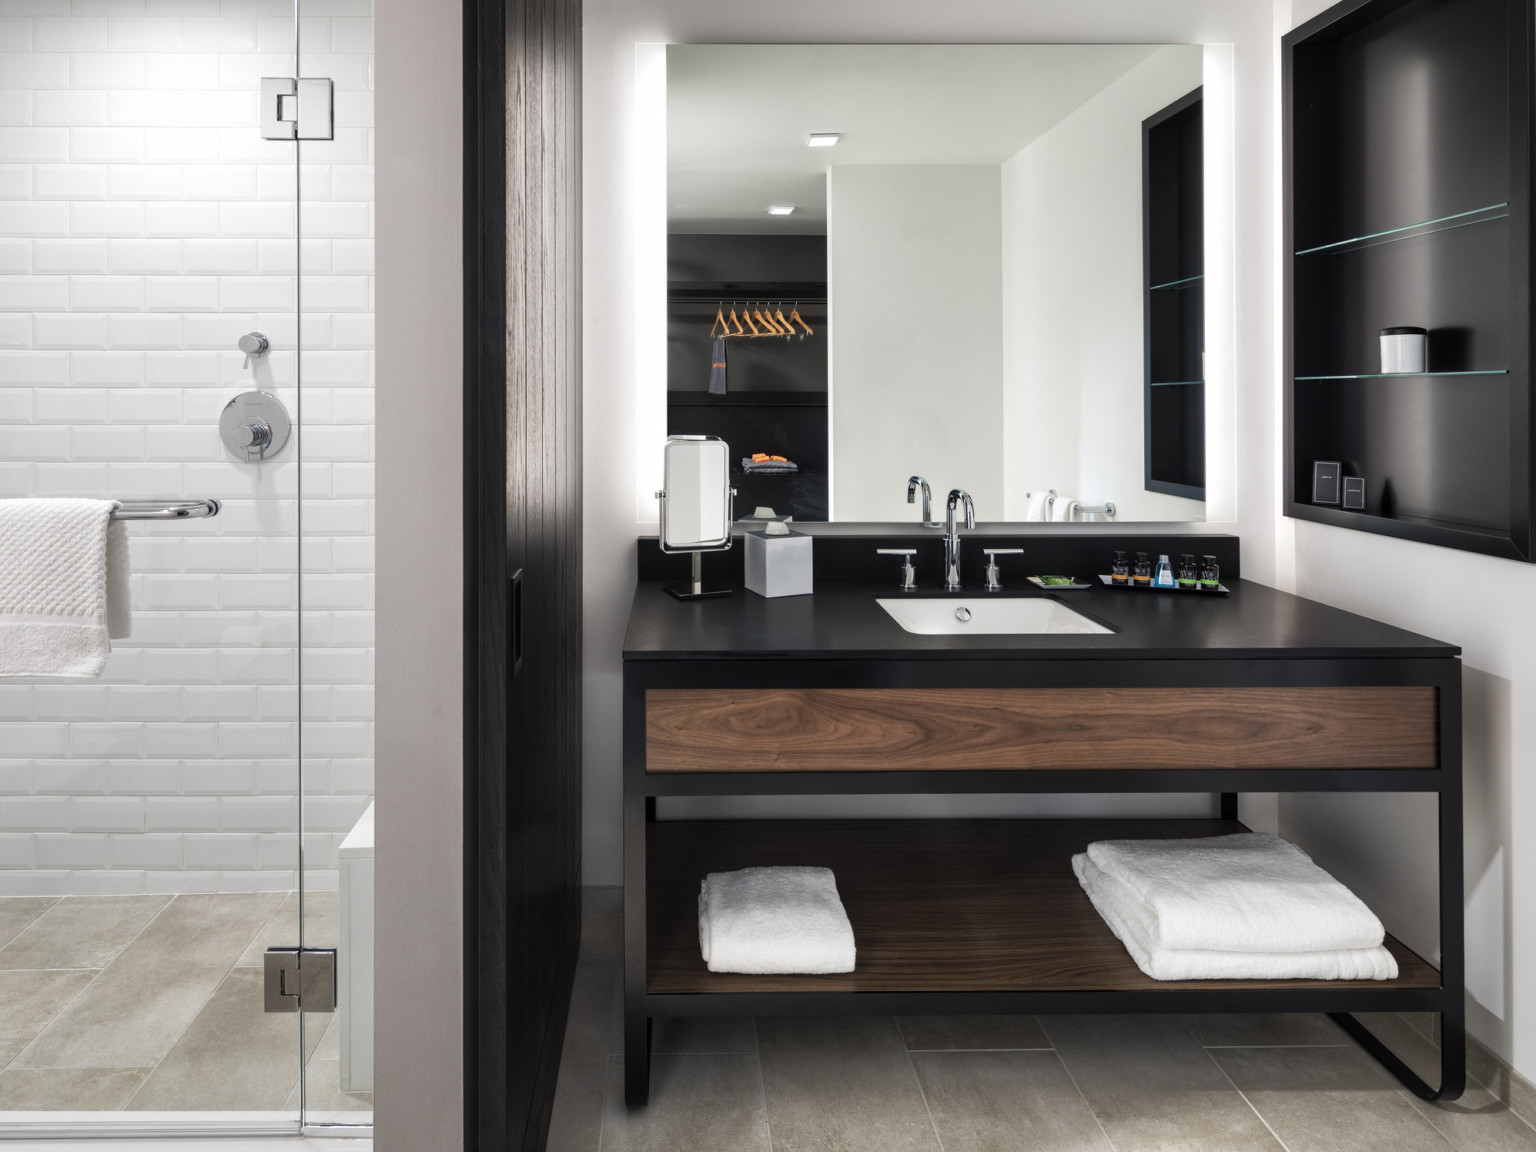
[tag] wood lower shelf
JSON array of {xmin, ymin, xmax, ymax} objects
[{"xmin": 646, "ymin": 817, "xmax": 1438, "ymax": 995}]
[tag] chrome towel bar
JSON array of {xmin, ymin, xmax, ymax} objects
[{"xmin": 110, "ymin": 499, "xmax": 221, "ymax": 521}]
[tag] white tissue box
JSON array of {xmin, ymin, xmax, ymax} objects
[{"xmin": 744, "ymin": 528, "xmax": 813, "ymax": 598}]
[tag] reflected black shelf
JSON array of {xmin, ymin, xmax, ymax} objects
[{"xmin": 668, "ymin": 390, "xmax": 827, "ymax": 407}]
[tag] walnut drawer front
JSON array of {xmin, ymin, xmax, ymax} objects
[{"xmin": 644, "ymin": 687, "xmax": 1438, "ymax": 773}]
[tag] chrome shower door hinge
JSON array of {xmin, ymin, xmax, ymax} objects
[
  {"xmin": 259, "ymin": 77, "xmax": 335, "ymax": 140},
  {"xmin": 264, "ymin": 947, "xmax": 338, "ymax": 1013}
]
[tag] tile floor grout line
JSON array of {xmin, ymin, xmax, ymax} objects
[
  {"xmin": 0, "ymin": 896, "xmax": 63, "ymax": 956},
  {"xmin": 120, "ymin": 890, "xmax": 296, "ymax": 1113},
  {"xmin": 1038, "ymin": 1019, "xmax": 1124, "ymax": 1152},
  {"xmin": 4, "ymin": 892, "xmax": 179, "ymax": 1079},
  {"xmin": 752, "ymin": 1017, "xmax": 774, "ymax": 1152},
  {"xmin": 1188, "ymin": 1020, "xmax": 1296, "ymax": 1152},
  {"xmin": 896, "ymin": 1018, "xmax": 948, "ymax": 1152},
  {"xmin": 904, "ymin": 1045, "xmax": 1058, "ymax": 1053},
  {"xmin": 1200, "ymin": 1042, "xmax": 1352, "ymax": 1049}
]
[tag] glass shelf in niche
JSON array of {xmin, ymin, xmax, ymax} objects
[
  {"xmin": 1294, "ymin": 203, "xmax": 1510, "ymax": 256},
  {"xmin": 1294, "ymin": 369, "xmax": 1509, "ymax": 381},
  {"xmin": 1150, "ymin": 379, "xmax": 1204, "ymax": 387},
  {"xmin": 1149, "ymin": 274, "xmax": 1204, "ymax": 291}
]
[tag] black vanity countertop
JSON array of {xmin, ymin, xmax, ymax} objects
[{"xmin": 622, "ymin": 580, "xmax": 1459, "ymax": 661}]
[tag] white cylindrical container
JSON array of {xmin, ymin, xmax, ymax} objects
[{"xmin": 1380, "ymin": 326, "xmax": 1427, "ymax": 374}]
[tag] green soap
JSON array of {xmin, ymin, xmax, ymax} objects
[{"xmin": 1037, "ymin": 575, "xmax": 1077, "ymax": 586}]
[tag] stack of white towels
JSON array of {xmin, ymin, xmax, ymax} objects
[
  {"xmin": 1073, "ymin": 833, "xmax": 1398, "ymax": 981},
  {"xmin": 698, "ymin": 866, "xmax": 856, "ymax": 974}
]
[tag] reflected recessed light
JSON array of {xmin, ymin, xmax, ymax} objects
[
  {"xmin": 767, "ymin": 205, "xmax": 796, "ymax": 215},
  {"xmin": 807, "ymin": 133, "xmax": 841, "ymax": 147}
]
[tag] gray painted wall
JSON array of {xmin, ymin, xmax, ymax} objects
[{"xmin": 375, "ymin": 0, "xmax": 463, "ymax": 1146}]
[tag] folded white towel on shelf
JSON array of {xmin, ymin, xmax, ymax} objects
[
  {"xmin": 1074, "ymin": 854, "xmax": 1397, "ymax": 981},
  {"xmin": 1086, "ymin": 832, "xmax": 1385, "ymax": 953},
  {"xmin": 0, "ymin": 498, "xmax": 129, "ymax": 678},
  {"xmin": 698, "ymin": 865, "xmax": 856, "ymax": 974},
  {"xmin": 1023, "ymin": 490, "xmax": 1053, "ymax": 522}
]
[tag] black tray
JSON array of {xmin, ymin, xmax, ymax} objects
[{"xmin": 1097, "ymin": 574, "xmax": 1229, "ymax": 595}]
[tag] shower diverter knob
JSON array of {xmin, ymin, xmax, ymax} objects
[{"xmin": 220, "ymin": 391, "xmax": 291, "ymax": 462}]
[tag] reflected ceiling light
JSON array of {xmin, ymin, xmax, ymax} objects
[
  {"xmin": 767, "ymin": 205, "xmax": 796, "ymax": 215},
  {"xmin": 807, "ymin": 133, "xmax": 841, "ymax": 147}
]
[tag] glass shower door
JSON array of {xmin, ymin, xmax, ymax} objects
[
  {"xmin": 297, "ymin": 0, "xmax": 375, "ymax": 1128},
  {"xmin": 0, "ymin": 0, "xmax": 307, "ymax": 1134}
]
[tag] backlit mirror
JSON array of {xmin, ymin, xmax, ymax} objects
[{"xmin": 664, "ymin": 44, "xmax": 1226, "ymax": 524}]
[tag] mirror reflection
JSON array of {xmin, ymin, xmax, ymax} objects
[{"xmin": 666, "ymin": 44, "xmax": 1208, "ymax": 524}]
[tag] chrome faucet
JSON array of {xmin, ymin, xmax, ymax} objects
[
  {"xmin": 907, "ymin": 476, "xmax": 938, "ymax": 527},
  {"xmin": 943, "ymin": 489, "xmax": 975, "ymax": 590}
]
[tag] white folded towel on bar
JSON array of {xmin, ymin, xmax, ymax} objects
[
  {"xmin": 1074, "ymin": 854, "xmax": 1397, "ymax": 981},
  {"xmin": 0, "ymin": 498, "xmax": 130, "ymax": 678},
  {"xmin": 1050, "ymin": 495, "xmax": 1075, "ymax": 522},
  {"xmin": 1086, "ymin": 832, "xmax": 1385, "ymax": 953},
  {"xmin": 1023, "ymin": 490, "xmax": 1053, "ymax": 522},
  {"xmin": 698, "ymin": 865, "xmax": 856, "ymax": 974}
]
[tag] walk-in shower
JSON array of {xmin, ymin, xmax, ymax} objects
[{"xmin": 0, "ymin": 0, "xmax": 375, "ymax": 1136}]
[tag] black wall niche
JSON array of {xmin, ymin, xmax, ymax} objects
[
  {"xmin": 463, "ymin": 0, "xmax": 583, "ymax": 1148},
  {"xmin": 667, "ymin": 234, "xmax": 829, "ymax": 520},
  {"xmin": 1283, "ymin": 0, "xmax": 1534, "ymax": 559}
]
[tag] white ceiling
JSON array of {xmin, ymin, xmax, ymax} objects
[{"xmin": 667, "ymin": 44, "xmax": 1174, "ymax": 234}]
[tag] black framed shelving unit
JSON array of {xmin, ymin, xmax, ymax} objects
[
  {"xmin": 1143, "ymin": 87, "xmax": 1206, "ymax": 501},
  {"xmin": 1283, "ymin": 0, "xmax": 1535, "ymax": 559}
]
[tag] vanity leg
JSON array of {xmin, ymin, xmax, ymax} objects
[
  {"xmin": 1330, "ymin": 756, "xmax": 1465, "ymax": 1100},
  {"xmin": 624, "ymin": 1011, "xmax": 652, "ymax": 1107},
  {"xmin": 1219, "ymin": 792, "xmax": 1238, "ymax": 820}
]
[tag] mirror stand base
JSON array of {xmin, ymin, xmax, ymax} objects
[
  {"xmin": 666, "ymin": 583, "xmax": 733, "ymax": 600},
  {"xmin": 666, "ymin": 552, "xmax": 732, "ymax": 600}
]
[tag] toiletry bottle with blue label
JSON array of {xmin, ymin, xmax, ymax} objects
[{"xmin": 1153, "ymin": 554, "xmax": 1176, "ymax": 589}]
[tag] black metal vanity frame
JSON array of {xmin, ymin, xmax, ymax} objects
[{"xmin": 621, "ymin": 653, "xmax": 1464, "ymax": 1108}]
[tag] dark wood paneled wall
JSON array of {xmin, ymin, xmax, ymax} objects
[{"xmin": 465, "ymin": 0, "xmax": 581, "ymax": 1147}]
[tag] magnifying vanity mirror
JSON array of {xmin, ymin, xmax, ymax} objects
[
  {"xmin": 656, "ymin": 435, "xmax": 737, "ymax": 598},
  {"xmin": 662, "ymin": 43, "xmax": 1230, "ymax": 527}
]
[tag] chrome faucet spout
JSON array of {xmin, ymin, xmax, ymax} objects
[
  {"xmin": 943, "ymin": 489, "xmax": 975, "ymax": 590},
  {"xmin": 907, "ymin": 476, "xmax": 936, "ymax": 527}
]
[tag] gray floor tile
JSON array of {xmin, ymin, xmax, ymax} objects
[
  {"xmin": 911, "ymin": 1050, "xmax": 1112, "ymax": 1152},
  {"xmin": 582, "ymin": 914, "xmax": 622, "ymax": 967},
  {"xmin": 548, "ymin": 957, "xmax": 624, "ymax": 1152},
  {"xmin": 236, "ymin": 890, "xmax": 339, "ymax": 966},
  {"xmin": 1041, "ymin": 1014, "xmax": 1283, "ymax": 1152},
  {"xmin": 125, "ymin": 966, "xmax": 313, "ymax": 1110},
  {"xmin": 897, "ymin": 1015, "xmax": 1051, "ymax": 1051},
  {"xmin": 13, "ymin": 891, "xmax": 283, "ymax": 1070},
  {"xmin": 287, "ymin": 1058, "xmax": 373, "ymax": 1115},
  {"xmin": 0, "ymin": 898, "xmax": 59, "ymax": 951},
  {"xmin": 600, "ymin": 1054, "xmax": 770, "ymax": 1152},
  {"xmin": 653, "ymin": 1016, "xmax": 757, "ymax": 1055},
  {"xmin": 0, "ymin": 895, "xmax": 170, "ymax": 971},
  {"xmin": 1184, "ymin": 1013, "xmax": 1349, "ymax": 1048},
  {"xmin": 0, "ymin": 1068, "xmax": 148, "ymax": 1110},
  {"xmin": 1213, "ymin": 1045, "xmax": 1455, "ymax": 1152},
  {"xmin": 756, "ymin": 1015, "xmax": 942, "ymax": 1152},
  {"xmin": 0, "ymin": 969, "xmax": 97, "ymax": 1066},
  {"xmin": 1345, "ymin": 1015, "xmax": 1536, "ymax": 1152}
]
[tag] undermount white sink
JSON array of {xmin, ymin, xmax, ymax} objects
[{"xmin": 876, "ymin": 596, "xmax": 1114, "ymax": 636}]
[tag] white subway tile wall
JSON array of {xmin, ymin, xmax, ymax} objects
[{"xmin": 0, "ymin": 0, "xmax": 373, "ymax": 896}]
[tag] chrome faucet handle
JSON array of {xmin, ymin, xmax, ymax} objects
[
  {"xmin": 876, "ymin": 548, "xmax": 918, "ymax": 590},
  {"xmin": 982, "ymin": 548, "xmax": 1023, "ymax": 591}
]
